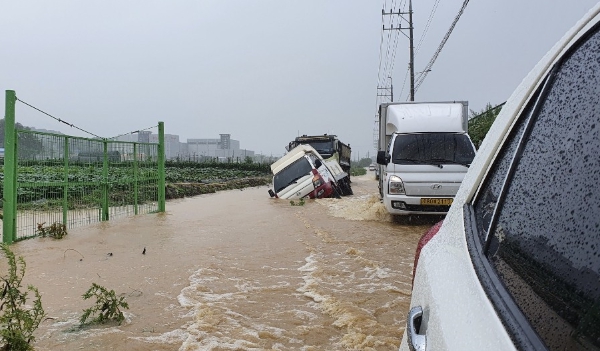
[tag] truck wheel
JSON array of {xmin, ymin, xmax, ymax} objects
[
  {"xmin": 345, "ymin": 181, "xmax": 353, "ymax": 196},
  {"xmin": 340, "ymin": 179, "xmax": 353, "ymax": 196},
  {"xmin": 331, "ymin": 183, "xmax": 342, "ymax": 199}
]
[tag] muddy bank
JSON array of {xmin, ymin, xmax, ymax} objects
[{"xmin": 165, "ymin": 176, "xmax": 271, "ymax": 199}]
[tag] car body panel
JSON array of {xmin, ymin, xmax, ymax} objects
[{"xmin": 400, "ymin": 4, "xmax": 600, "ymax": 350}]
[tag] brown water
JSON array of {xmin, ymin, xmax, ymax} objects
[{"xmin": 6, "ymin": 173, "xmax": 436, "ymax": 351}]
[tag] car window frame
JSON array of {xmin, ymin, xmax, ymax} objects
[{"xmin": 465, "ymin": 20, "xmax": 600, "ymax": 351}]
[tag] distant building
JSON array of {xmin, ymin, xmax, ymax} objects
[
  {"xmin": 149, "ymin": 134, "xmax": 182, "ymax": 160},
  {"xmin": 186, "ymin": 134, "xmax": 246, "ymax": 160},
  {"xmin": 115, "ymin": 132, "xmax": 260, "ymax": 162}
]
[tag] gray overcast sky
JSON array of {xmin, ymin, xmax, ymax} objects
[{"xmin": 1, "ymin": 1, "xmax": 598, "ymax": 159}]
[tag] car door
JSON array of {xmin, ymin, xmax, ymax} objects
[
  {"xmin": 466, "ymin": 17, "xmax": 600, "ymax": 351},
  {"xmin": 402, "ymin": 6, "xmax": 600, "ymax": 351}
]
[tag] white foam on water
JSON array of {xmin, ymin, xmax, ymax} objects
[
  {"xmin": 149, "ymin": 262, "xmax": 314, "ymax": 350},
  {"xmin": 132, "ymin": 329, "xmax": 188, "ymax": 344},
  {"xmin": 316, "ymin": 194, "xmax": 392, "ymax": 222}
]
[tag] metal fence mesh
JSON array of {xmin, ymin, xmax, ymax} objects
[{"xmin": 12, "ymin": 130, "xmax": 160, "ymax": 240}]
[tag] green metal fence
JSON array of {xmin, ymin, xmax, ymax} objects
[{"xmin": 2, "ymin": 90, "xmax": 166, "ymax": 243}]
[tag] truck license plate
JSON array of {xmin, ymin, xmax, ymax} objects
[{"xmin": 421, "ymin": 198, "xmax": 453, "ymax": 206}]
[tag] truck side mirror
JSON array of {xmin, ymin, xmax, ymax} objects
[
  {"xmin": 314, "ymin": 159, "xmax": 322, "ymax": 168},
  {"xmin": 377, "ymin": 151, "xmax": 390, "ymax": 165}
]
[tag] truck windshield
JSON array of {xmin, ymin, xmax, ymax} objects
[
  {"xmin": 392, "ymin": 133, "xmax": 475, "ymax": 166},
  {"xmin": 273, "ymin": 157, "xmax": 313, "ymax": 193},
  {"xmin": 304, "ymin": 141, "xmax": 334, "ymax": 156}
]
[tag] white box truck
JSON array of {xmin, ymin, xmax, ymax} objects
[{"xmin": 376, "ymin": 101, "xmax": 476, "ymax": 215}]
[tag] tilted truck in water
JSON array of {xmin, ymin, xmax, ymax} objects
[
  {"xmin": 286, "ymin": 134, "xmax": 352, "ymax": 195},
  {"xmin": 268, "ymin": 144, "xmax": 348, "ymax": 200},
  {"xmin": 376, "ymin": 101, "xmax": 476, "ymax": 215}
]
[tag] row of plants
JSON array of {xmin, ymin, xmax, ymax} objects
[
  {"xmin": 10, "ymin": 163, "xmax": 269, "ymax": 184},
  {"xmin": 0, "ymin": 163, "xmax": 271, "ymax": 206}
]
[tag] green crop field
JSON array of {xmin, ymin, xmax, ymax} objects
[{"xmin": 0, "ymin": 161, "xmax": 272, "ymax": 209}]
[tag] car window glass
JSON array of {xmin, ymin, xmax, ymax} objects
[
  {"xmin": 472, "ymin": 101, "xmax": 535, "ymax": 245},
  {"xmin": 391, "ymin": 134, "xmax": 475, "ymax": 165},
  {"xmin": 488, "ymin": 25, "xmax": 600, "ymax": 350}
]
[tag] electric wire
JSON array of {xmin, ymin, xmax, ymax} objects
[
  {"xmin": 469, "ymin": 101, "xmax": 507, "ymax": 120},
  {"xmin": 387, "ymin": 0, "xmax": 407, "ymax": 86},
  {"xmin": 109, "ymin": 125, "xmax": 159, "ymax": 140},
  {"xmin": 416, "ymin": 0, "xmax": 441, "ymax": 55},
  {"xmin": 398, "ymin": 67, "xmax": 410, "ymax": 102},
  {"xmin": 380, "ymin": 1, "xmax": 396, "ymax": 87},
  {"xmin": 414, "ymin": 0, "xmax": 471, "ymax": 93},
  {"xmin": 15, "ymin": 97, "xmax": 103, "ymax": 139},
  {"xmin": 375, "ymin": 0, "xmax": 388, "ymax": 111}
]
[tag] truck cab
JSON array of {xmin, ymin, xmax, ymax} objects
[
  {"xmin": 286, "ymin": 134, "xmax": 353, "ymax": 195},
  {"xmin": 269, "ymin": 145, "xmax": 343, "ymax": 200},
  {"xmin": 377, "ymin": 102, "xmax": 476, "ymax": 215}
]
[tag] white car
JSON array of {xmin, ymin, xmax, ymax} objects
[{"xmin": 401, "ymin": 4, "xmax": 600, "ymax": 351}]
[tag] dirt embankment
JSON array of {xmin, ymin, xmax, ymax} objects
[{"xmin": 165, "ymin": 176, "xmax": 271, "ymax": 199}]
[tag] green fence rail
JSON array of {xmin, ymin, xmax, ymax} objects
[{"xmin": 2, "ymin": 90, "xmax": 166, "ymax": 243}]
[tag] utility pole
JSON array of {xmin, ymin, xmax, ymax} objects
[
  {"xmin": 377, "ymin": 76, "xmax": 393, "ymax": 102},
  {"xmin": 408, "ymin": 0, "xmax": 415, "ymax": 101},
  {"xmin": 383, "ymin": 0, "xmax": 415, "ymax": 101}
]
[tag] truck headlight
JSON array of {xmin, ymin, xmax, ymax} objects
[{"xmin": 389, "ymin": 175, "xmax": 405, "ymax": 195}]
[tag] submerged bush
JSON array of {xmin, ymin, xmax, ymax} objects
[{"xmin": 80, "ymin": 283, "xmax": 129, "ymax": 326}]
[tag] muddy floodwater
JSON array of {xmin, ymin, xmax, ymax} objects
[{"xmin": 7, "ymin": 173, "xmax": 439, "ymax": 351}]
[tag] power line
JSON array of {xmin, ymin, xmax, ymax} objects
[
  {"xmin": 398, "ymin": 66, "xmax": 410, "ymax": 102},
  {"xmin": 109, "ymin": 125, "xmax": 158, "ymax": 140},
  {"xmin": 387, "ymin": 0, "xmax": 407, "ymax": 83},
  {"xmin": 416, "ymin": 0, "xmax": 441, "ymax": 55},
  {"xmin": 380, "ymin": 0, "xmax": 414, "ymax": 100},
  {"xmin": 469, "ymin": 101, "xmax": 507, "ymax": 121},
  {"xmin": 380, "ymin": 4, "xmax": 398, "ymax": 87},
  {"xmin": 15, "ymin": 98, "xmax": 103, "ymax": 139},
  {"xmin": 414, "ymin": 0, "xmax": 470, "ymax": 94}
]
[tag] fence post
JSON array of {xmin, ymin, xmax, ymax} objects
[
  {"xmin": 3, "ymin": 90, "xmax": 17, "ymax": 243},
  {"xmin": 134, "ymin": 142, "xmax": 139, "ymax": 215},
  {"xmin": 101, "ymin": 140, "xmax": 109, "ymax": 221},
  {"xmin": 63, "ymin": 136, "xmax": 69, "ymax": 227},
  {"xmin": 158, "ymin": 121, "xmax": 165, "ymax": 212}
]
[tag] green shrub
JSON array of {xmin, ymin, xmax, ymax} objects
[
  {"xmin": 80, "ymin": 283, "xmax": 129, "ymax": 326},
  {"xmin": 36, "ymin": 222, "xmax": 67, "ymax": 239},
  {"xmin": 350, "ymin": 166, "xmax": 367, "ymax": 176},
  {"xmin": 0, "ymin": 244, "xmax": 45, "ymax": 351},
  {"xmin": 290, "ymin": 198, "xmax": 306, "ymax": 206},
  {"xmin": 468, "ymin": 103, "xmax": 504, "ymax": 148}
]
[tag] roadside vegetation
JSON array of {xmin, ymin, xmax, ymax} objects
[
  {"xmin": 349, "ymin": 157, "xmax": 373, "ymax": 177},
  {"xmin": 0, "ymin": 244, "xmax": 133, "ymax": 350},
  {"xmin": 0, "ymin": 244, "xmax": 45, "ymax": 351},
  {"xmin": 468, "ymin": 103, "xmax": 504, "ymax": 148}
]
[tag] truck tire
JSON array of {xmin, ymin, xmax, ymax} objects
[
  {"xmin": 341, "ymin": 179, "xmax": 353, "ymax": 196},
  {"xmin": 331, "ymin": 183, "xmax": 342, "ymax": 199}
]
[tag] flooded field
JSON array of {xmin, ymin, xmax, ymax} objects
[{"xmin": 6, "ymin": 172, "xmax": 438, "ymax": 350}]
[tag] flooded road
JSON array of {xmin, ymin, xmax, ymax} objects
[{"xmin": 8, "ymin": 172, "xmax": 437, "ymax": 350}]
